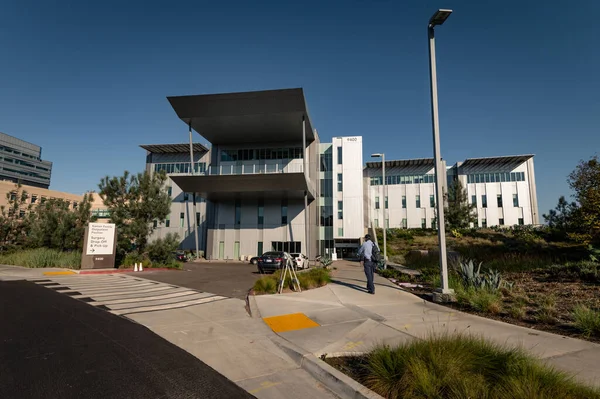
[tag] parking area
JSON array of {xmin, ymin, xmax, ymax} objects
[{"xmin": 137, "ymin": 261, "xmax": 262, "ymax": 299}]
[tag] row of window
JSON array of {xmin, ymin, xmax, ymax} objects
[
  {"xmin": 9, "ymin": 191, "xmax": 78, "ymax": 208},
  {"xmin": 0, "ymin": 145, "xmax": 41, "ymax": 161},
  {"xmin": 154, "ymin": 162, "xmax": 206, "ymax": 174},
  {"xmin": 375, "ymin": 195, "xmax": 435, "ymax": 209},
  {"xmin": 370, "ymin": 174, "xmax": 436, "ymax": 186},
  {"xmin": 1, "ymin": 166, "xmax": 49, "ymax": 181},
  {"xmin": 373, "ymin": 217, "xmax": 525, "ymax": 229},
  {"xmin": 221, "ymin": 147, "xmax": 303, "ymax": 162},
  {"xmin": 1, "ymin": 157, "xmax": 50, "ymax": 172},
  {"xmin": 471, "ymin": 194, "xmax": 520, "ymax": 208},
  {"xmin": 467, "ymin": 171, "xmax": 526, "ymax": 184}
]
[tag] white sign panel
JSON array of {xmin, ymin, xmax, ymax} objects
[{"xmin": 86, "ymin": 223, "xmax": 116, "ymax": 255}]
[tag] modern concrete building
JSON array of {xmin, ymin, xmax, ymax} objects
[
  {"xmin": 142, "ymin": 88, "xmax": 538, "ymax": 260},
  {"xmin": 365, "ymin": 155, "xmax": 539, "ymax": 229},
  {"xmin": 0, "ymin": 180, "xmax": 83, "ymax": 214},
  {"xmin": 450, "ymin": 155, "xmax": 539, "ymax": 227},
  {"xmin": 0, "ymin": 132, "xmax": 52, "ymax": 188}
]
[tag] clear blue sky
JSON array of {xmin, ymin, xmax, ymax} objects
[{"xmin": 1, "ymin": 0, "xmax": 598, "ymax": 217}]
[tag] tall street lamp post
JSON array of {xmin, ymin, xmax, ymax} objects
[
  {"xmin": 428, "ymin": 9, "xmax": 453, "ymax": 294},
  {"xmin": 371, "ymin": 153, "xmax": 386, "ymax": 269}
]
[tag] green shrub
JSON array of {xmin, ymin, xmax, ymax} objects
[
  {"xmin": 358, "ymin": 333, "xmax": 600, "ymax": 399},
  {"xmin": 468, "ymin": 289, "xmax": 503, "ymax": 314},
  {"xmin": 145, "ymin": 233, "xmax": 180, "ymax": 265},
  {"xmin": 536, "ymin": 307, "xmax": 557, "ymax": 324},
  {"xmin": 509, "ymin": 304, "xmax": 527, "ymax": 320},
  {"xmin": 122, "ymin": 252, "xmax": 152, "ymax": 268},
  {"xmin": 404, "ymin": 251, "xmax": 439, "ymax": 270},
  {"xmin": 0, "ymin": 248, "xmax": 81, "ymax": 269},
  {"xmin": 572, "ymin": 306, "xmax": 600, "ymax": 337},
  {"xmin": 253, "ymin": 277, "xmax": 277, "ymax": 294}
]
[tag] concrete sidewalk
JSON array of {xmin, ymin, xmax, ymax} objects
[
  {"xmin": 0, "ymin": 264, "xmax": 76, "ymax": 280},
  {"xmin": 252, "ymin": 260, "xmax": 600, "ymax": 389}
]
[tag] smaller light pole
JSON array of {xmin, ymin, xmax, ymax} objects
[{"xmin": 371, "ymin": 153, "xmax": 386, "ymax": 269}]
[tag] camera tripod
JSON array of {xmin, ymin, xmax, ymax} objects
[{"xmin": 278, "ymin": 258, "xmax": 302, "ymax": 294}]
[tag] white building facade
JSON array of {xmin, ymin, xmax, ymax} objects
[{"xmin": 364, "ymin": 155, "xmax": 539, "ymax": 230}]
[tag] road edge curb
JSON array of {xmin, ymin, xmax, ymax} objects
[{"xmin": 270, "ymin": 335, "xmax": 384, "ymax": 399}]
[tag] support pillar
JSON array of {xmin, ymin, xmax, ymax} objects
[
  {"xmin": 189, "ymin": 120, "xmax": 200, "ymax": 260},
  {"xmin": 302, "ymin": 115, "xmax": 309, "ymax": 261}
]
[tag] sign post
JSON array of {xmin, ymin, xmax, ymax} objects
[{"xmin": 81, "ymin": 223, "xmax": 117, "ymax": 269}]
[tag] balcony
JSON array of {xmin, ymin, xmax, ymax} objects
[{"xmin": 169, "ymin": 160, "xmax": 316, "ymax": 201}]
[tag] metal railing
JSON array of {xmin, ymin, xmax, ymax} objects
[{"xmin": 170, "ymin": 162, "xmax": 305, "ymax": 176}]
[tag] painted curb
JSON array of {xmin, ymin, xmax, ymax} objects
[
  {"xmin": 78, "ymin": 268, "xmax": 176, "ymax": 275},
  {"xmin": 247, "ymin": 294, "xmax": 262, "ymax": 319},
  {"xmin": 270, "ymin": 335, "xmax": 384, "ymax": 399}
]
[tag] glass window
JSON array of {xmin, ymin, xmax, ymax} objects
[
  {"xmin": 510, "ymin": 172, "xmax": 516, "ymax": 182},
  {"xmin": 485, "ymin": 173, "xmax": 490, "ymax": 183},
  {"xmin": 513, "ymin": 194, "xmax": 519, "ymax": 207},
  {"xmin": 375, "ymin": 196, "xmax": 380, "ymax": 210},
  {"xmin": 385, "ymin": 196, "xmax": 388, "ymax": 209},
  {"xmin": 235, "ymin": 199, "xmax": 242, "ymax": 226},
  {"xmin": 196, "ymin": 212, "xmax": 200, "ymax": 226},
  {"xmin": 518, "ymin": 218, "xmax": 524, "ymax": 225},
  {"xmin": 482, "ymin": 195, "xmax": 487, "ymax": 208},
  {"xmin": 430, "ymin": 195, "xmax": 435, "ymax": 208},
  {"xmin": 9, "ymin": 192, "xmax": 16, "ymax": 201},
  {"xmin": 494, "ymin": 173, "xmax": 500, "ymax": 182},
  {"xmin": 165, "ymin": 215, "xmax": 170, "ymax": 228},
  {"xmin": 481, "ymin": 218, "xmax": 487, "ymax": 228},
  {"xmin": 402, "ymin": 218, "xmax": 407, "ymax": 229},
  {"xmin": 497, "ymin": 194, "xmax": 503, "ymax": 208},
  {"xmin": 499, "ymin": 218, "xmax": 505, "ymax": 226},
  {"xmin": 402, "ymin": 196, "xmax": 406, "ymax": 208},
  {"xmin": 257, "ymin": 242, "xmax": 263, "ymax": 256},
  {"xmin": 431, "ymin": 218, "xmax": 436, "ymax": 229},
  {"xmin": 337, "ymin": 173, "xmax": 343, "ymax": 192},
  {"xmin": 421, "ymin": 218, "xmax": 426, "ymax": 229},
  {"xmin": 416, "ymin": 195, "xmax": 421, "ymax": 208},
  {"xmin": 475, "ymin": 174, "xmax": 480, "ymax": 183},
  {"xmin": 258, "ymin": 201, "xmax": 264, "ymax": 225},
  {"xmin": 337, "ymin": 146, "xmax": 342, "ymax": 164},
  {"xmin": 180, "ymin": 212, "xmax": 185, "ymax": 227},
  {"xmin": 338, "ymin": 227, "xmax": 344, "ymax": 236},
  {"xmin": 385, "ymin": 219, "xmax": 389, "ymax": 228},
  {"xmin": 521, "ymin": 172, "xmax": 525, "ymax": 181},
  {"xmin": 183, "ymin": 193, "xmax": 189, "ymax": 201},
  {"xmin": 281, "ymin": 199, "xmax": 288, "ymax": 224},
  {"xmin": 338, "ymin": 200, "xmax": 343, "ymax": 220},
  {"xmin": 31, "ymin": 195, "xmax": 37, "ymax": 204},
  {"xmin": 153, "ymin": 220, "xmax": 157, "ymax": 228},
  {"xmin": 19, "ymin": 210, "xmax": 25, "ymax": 218},
  {"xmin": 167, "ymin": 187, "xmax": 172, "ymax": 197},
  {"xmin": 471, "ymin": 195, "xmax": 477, "ymax": 206},
  {"xmin": 374, "ymin": 219, "xmax": 379, "ymax": 228}
]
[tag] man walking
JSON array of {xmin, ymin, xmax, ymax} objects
[{"xmin": 357, "ymin": 234, "xmax": 379, "ymax": 295}]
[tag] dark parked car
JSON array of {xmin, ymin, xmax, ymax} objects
[{"xmin": 257, "ymin": 251, "xmax": 292, "ymax": 273}]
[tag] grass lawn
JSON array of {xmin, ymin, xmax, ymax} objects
[{"xmin": 325, "ymin": 333, "xmax": 600, "ymax": 399}]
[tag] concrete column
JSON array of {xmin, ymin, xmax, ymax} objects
[
  {"xmin": 303, "ymin": 115, "xmax": 309, "ymax": 260},
  {"xmin": 189, "ymin": 121, "xmax": 200, "ymax": 259}
]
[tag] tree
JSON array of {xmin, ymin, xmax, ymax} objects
[
  {"xmin": 98, "ymin": 170, "xmax": 171, "ymax": 260},
  {"xmin": 568, "ymin": 155, "xmax": 600, "ymax": 244},
  {"xmin": 28, "ymin": 193, "xmax": 96, "ymax": 251},
  {"xmin": 543, "ymin": 196, "xmax": 578, "ymax": 231},
  {"xmin": 0, "ymin": 183, "xmax": 31, "ymax": 249},
  {"xmin": 444, "ymin": 179, "xmax": 477, "ymax": 229}
]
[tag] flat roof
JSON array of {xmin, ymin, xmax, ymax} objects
[
  {"xmin": 365, "ymin": 158, "xmax": 434, "ymax": 169},
  {"xmin": 139, "ymin": 143, "xmax": 209, "ymax": 154},
  {"xmin": 167, "ymin": 88, "xmax": 315, "ymax": 146},
  {"xmin": 460, "ymin": 154, "xmax": 534, "ymax": 168}
]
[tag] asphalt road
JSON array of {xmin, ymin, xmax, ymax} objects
[
  {"xmin": 0, "ymin": 280, "xmax": 255, "ymax": 399},
  {"xmin": 138, "ymin": 262, "xmax": 263, "ymax": 299}
]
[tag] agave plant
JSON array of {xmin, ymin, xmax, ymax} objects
[{"xmin": 320, "ymin": 256, "xmax": 333, "ymax": 268}]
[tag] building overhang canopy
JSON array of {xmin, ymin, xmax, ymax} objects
[
  {"xmin": 460, "ymin": 155, "xmax": 534, "ymax": 169},
  {"xmin": 365, "ymin": 158, "xmax": 434, "ymax": 169},
  {"xmin": 139, "ymin": 143, "xmax": 209, "ymax": 154},
  {"xmin": 167, "ymin": 88, "xmax": 315, "ymax": 146},
  {"xmin": 170, "ymin": 173, "xmax": 315, "ymax": 201}
]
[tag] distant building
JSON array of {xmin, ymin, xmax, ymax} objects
[
  {"xmin": 0, "ymin": 132, "xmax": 52, "ymax": 189},
  {"xmin": 364, "ymin": 155, "xmax": 539, "ymax": 229},
  {"xmin": 0, "ymin": 180, "xmax": 82, "ymax": 215}
]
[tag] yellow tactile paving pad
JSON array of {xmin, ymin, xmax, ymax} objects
[
  {"xmin": 263, "ymin": 313, "xmax": 320, "ymax": 333},
  {"xmin": 43, "ymin": 271, "xmax": 76, "ymax": 276}
]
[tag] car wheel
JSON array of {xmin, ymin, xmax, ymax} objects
[{"xmin": 252, "ymin": 259, "xmax": 258, "ymax": 265}]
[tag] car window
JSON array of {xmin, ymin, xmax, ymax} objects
[
  {"xmin": 263, "ymin": 252, "xmax": 281, "ymax": 256},
  {"xmin": 291, "ymin": 253, "xmax": 299, "ymax": 257}
]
